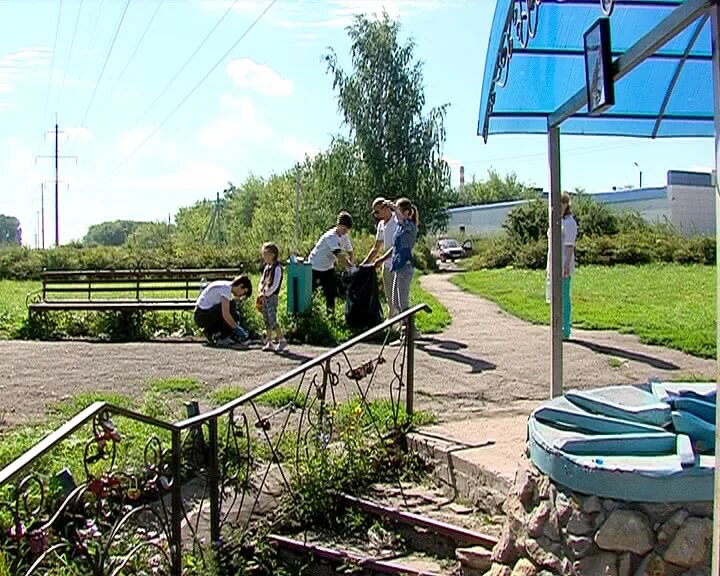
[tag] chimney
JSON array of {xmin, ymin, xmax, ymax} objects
[{"xmin": 459, "ymin": 165, "xmax": 465, "ymax": 189}]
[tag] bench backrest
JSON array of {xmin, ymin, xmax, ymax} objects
[{"xmin": 40, "ymin": 268, "xmax": 243, "ymax": 302}]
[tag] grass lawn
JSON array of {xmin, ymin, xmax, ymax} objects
[
  {"xmin": 0, "ymin": 275, "xmax": 450, "ymax": 340},
  {"xmin": 0, "ymin": 279, "xmax": 38, "ymax": 338},
  {"xmin": 451, "ymin": 264, "xmax": 716, "ymax": 358}
]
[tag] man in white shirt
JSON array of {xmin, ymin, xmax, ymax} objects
[
  {"xmin": 362, "ymin": 197, "xmax": 398, "ymax": 318},
  {"xmin": 309, "ymin": 211, "xmax": 354, "ymax": 312},
  {"xmin": 194, "ymin": 275, "xmax": 252, "ymax": 346}
]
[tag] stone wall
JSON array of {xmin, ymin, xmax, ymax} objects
[{"xmin": 484, "ymin": 457, "xmax": 713, "ymax": 576}]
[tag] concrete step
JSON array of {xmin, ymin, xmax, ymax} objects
[
  {"xmin": 270, "ymin": 533, "xmax": 457, "ymax": 575},
  {"xmin": 339, "ymin": 492, "xmax": 498, "ymax": 551}
]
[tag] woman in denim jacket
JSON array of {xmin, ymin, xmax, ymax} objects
[{"xmin": 374, "ymin": 197, "xmax": 418, "ymax": 316}]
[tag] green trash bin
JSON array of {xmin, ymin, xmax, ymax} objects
[{"xmin": 287, "ymin": 257, "xmax": 313, "ymax": 315}]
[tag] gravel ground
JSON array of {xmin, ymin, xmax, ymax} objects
[{"xmin": 0, "ymin": 273, "xmax": 714, "ymax": 429}]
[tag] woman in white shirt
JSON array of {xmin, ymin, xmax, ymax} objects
[
  {"xmin": 560, "ymin": 193, "xmax": 577, "ymax": 339},
  {"xmin": 309, "ymin": 212, "xmax": 354, "ymax": 312},
  {"xmin": 194, "ymin": 275, "xmax": 252, "ymax": 345}
]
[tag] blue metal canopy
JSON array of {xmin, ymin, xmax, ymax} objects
[{"xmin": 478, "ymin": 0, "xmax": 715, "ymax": 140}]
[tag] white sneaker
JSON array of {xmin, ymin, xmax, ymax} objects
[
  {"xmin": 216, "ymin": 336, "xmax": 235, "ymax": 347},
  {"xmin": 262, "ymin": 340, "xmax": 274, "ymax": 351},
  {"xmin": 275, "ymin": 339, "xmax": 288, "ymax": 352}
]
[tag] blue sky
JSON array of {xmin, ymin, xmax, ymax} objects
[{"xmin": 0, "ymin": 0, "xmax": 715, "ymax": 245}]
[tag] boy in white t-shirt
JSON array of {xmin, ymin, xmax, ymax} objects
[
  {"xmin": 361, "ymin": 197, "xmax": 398, "ymax": 318},
  {"xmin": 309, "ymin": 211, "xmax": 354, "ymax": 312},
  {"xmin": 194, "ymin": 275, "xmax": 252, "ymax": 346}
]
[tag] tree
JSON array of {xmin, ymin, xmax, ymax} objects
[
  {"xmin": 0, "ymin": 215, "xmax": 21, "ymax": 245},
  {"xmin": 127, "ymin": 221, "xmax": 175, "ymax": 250},
  {"xmin": 453, "ymin": 169, "xmax": 537, "ymax": 207},
  {"xmin": 325, "ymin": 13, "xmax": 452, "ymax": 234},
  {"xmin": 83, "ymin": 220, "xmax": 145, "ymax": 246}
]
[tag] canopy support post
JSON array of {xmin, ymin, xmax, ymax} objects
[
  {"xmin": 710, "ymin": 3, "xmax": 720, "ymax": 574},
  {"xmin": 548, "ymin": 124, "xmax": 563, "ymax": 399}
]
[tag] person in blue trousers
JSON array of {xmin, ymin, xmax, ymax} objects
[
  {"xmin": 546, "ymin": 192, "xmax": 577, "ymax": 340},
  {"xmin": 560, "ymin": 193, "xmax": 577, "ymax": 339}
]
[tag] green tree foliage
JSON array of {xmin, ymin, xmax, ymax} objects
[
  {"xmin": 127, "ymin": 222, "xmax": 175, "ymax": 250},
  {"xmin": 83, "ymin": 220, "xmax": 146, "ymax": 246},
  {"xmin": 324, "ymin": 13, "xmax": 452, "ymax": 234},
  {"xmin": 453, "ymin": 169, "xmax": 537, "ymax": 207},
  {"xmin": 174, "ymin": 201, "xmax": 214, "ymax": 247},
  {"xmin": 0, "ymin": 215, "xmax": 21, "ymax": 245},
  {"xmin": 571, "ymin": 190, "xmax": 619, "ymax": 238}
]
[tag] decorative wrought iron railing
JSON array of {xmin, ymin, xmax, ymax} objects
[{"xmin": 0, "ymin": 304, "xmax": 428, "ymax": 575}]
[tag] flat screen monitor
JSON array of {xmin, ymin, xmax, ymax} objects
[{"xmin": 584, "ymin": 18, "xmax": 615, "ymax": 115}]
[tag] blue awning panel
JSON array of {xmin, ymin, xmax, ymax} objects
[{"xmin": 478, "ymin": 0, "xmax": 715, "ymax": 140}]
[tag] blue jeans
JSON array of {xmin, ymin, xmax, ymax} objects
[{"xmin": 563, "ymin": 276, "xmax": 572, "ymax": 339}]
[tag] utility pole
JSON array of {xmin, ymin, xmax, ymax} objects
[
  {"xmin": 40, "ymin": 183, "xmax": 45, "ymax": 249},
  {"xmin": 36, "ymin": 119, "xmax": 77, "ymax": 246},
  {"xmin": 40, "ymin": 180, "xmax": 69, "ymax": 249},
  {"xmin": 201, "ymin": 192, "xmax": 224, "ymax": 246}
]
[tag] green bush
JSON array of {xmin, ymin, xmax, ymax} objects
[
  {"xmin": 0, "ymin": 245, "xmax": 258, "ymax": 281},
  {"xmin": 412, "ymin": 242, "xmax": 439, "ymax": 272},
  {"xmin": 503, "ymin": 199, "xmax": 548, "ymax": 244},
  {"xmin": 572, "ymin": 194, "xmax": 618, "ymax": 237},
  {"xmin": 515, "ymin": 239, "xmax": 548, "ymax": 270},
  {"xmin": 470, "ymin": 236, "xmax": 515, "ymax": 269}
]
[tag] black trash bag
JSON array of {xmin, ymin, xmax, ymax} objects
[{"xmin": 344, "ymin": 265, "xmax": 384, "ymax": 330}]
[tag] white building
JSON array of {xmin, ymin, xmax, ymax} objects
[{"xmin": 446, "ymin": 170, "xmax": 714, "ymax": 237}]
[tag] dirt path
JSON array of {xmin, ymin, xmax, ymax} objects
[
  {"xmin": 415, "ymin": 273, "xmax": 715, "ymax": 413},
  {"xmin": 0, "ymin": 273, "xmax": 714, "ymax": 428}
]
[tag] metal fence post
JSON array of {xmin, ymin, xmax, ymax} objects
[
  {"xmin": 171, "ymin": 429, "xmax": 183, "ymax": 576},
  {"xmin": 405, "ymin": 314, "xmax": 415, "ymax": 416},
  {"xmin": 208, "ymin": 417, "xmax": 220, "ymax": 544}
]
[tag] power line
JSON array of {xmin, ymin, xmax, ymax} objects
[
  {"xmin": 461, "ymin": 140, "xmax": 641, "ymax": 168},
  {"xmin": 123, "ymin": 0, "xmax": 278, "ymax": 163},
  {"xmin": 57, "ymin": 0, "xmax": 84, "ymax": 111},
  {"xmin": 42, "ymin": 0, "xmax": 63, "ymax": 129},
  {"xmin": 79, "ymin": 0, "xmax": 132, "ymax": 128},
  {"xmin": 130, "ymin": 0, "xmax": 243, "ymax": 129},
  {"xmin": 109, "ymin": 0, "xmax": 165, "ymax": 96},
  {"xmin": 68, "ymin": 0, "xmax": 105, "ymax": 133}
]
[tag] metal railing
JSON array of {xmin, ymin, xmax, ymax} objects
[{"xmin": 0, "ymin": 304, "xmax": 428, "ymax": 575}]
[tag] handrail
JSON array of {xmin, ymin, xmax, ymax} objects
[
  {"xmin": 174, "ymin": 303, "xmax": 429, "ymax": 430},
  {"xmin": 1, "ymin": 304, "xmax": 428, "ymax": 482},
  {"xmin": 0, "ymin": 402, "xmax": 106, "ymax": 487},
  {"xmin": 0, "ymin": 402, "xmax": 179, "ymax": 488}
]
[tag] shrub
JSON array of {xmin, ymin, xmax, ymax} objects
[
  {"xmin": 515, "ymin": 239, "xmax": 548, "ymax": 270},
  {"xmin": 503, "ymin": 199, "xmax": 548, "ymax": 244},
  {"xmin": 412, "ymin": 242, "xmax": 438, "ymax": 272},
  {"xmin": 470, "ymin": 236, "xmax": 514, "ymax": 269},
  {"xmin": 572, "ymin": 194, "xmax": 618, "ymax": 237}
]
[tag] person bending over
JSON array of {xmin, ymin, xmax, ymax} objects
[
  {"xmin": 194, "ymin": 275, "xmax": 252, "ymax": 346},
  {"xmin": 309, "ymin": 211, "xmax": 354, "ymax": 313}
]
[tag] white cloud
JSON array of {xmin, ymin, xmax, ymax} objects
[
  {"xmin": 65, "ymin": 127, "xmax": 93, "ymax": 143},
  {"xmin": 200, "ymin": 95, "xmax": 274, "ymax": 150},
  {"xmin": 131, "ymin": 161, "xmax": 233, "ymax": 192},
  {"xmin": 280, "ymin": 136, "xmax": 320, "ymax": 161},
  {"xmin": 117, "ymin": 127, "xmax": 177, "ymax": 160},
  {"xmin": 0, "ymin": 48, "xmax": 51, "ymax": 94},
  {"xmin": 226, "ymin": 58, "xmax": 293, "ymax": 97}
]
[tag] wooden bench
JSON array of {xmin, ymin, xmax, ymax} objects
[{"xmin": 27, "ymin": 268, "xmax": 243, "ymax": 313}]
